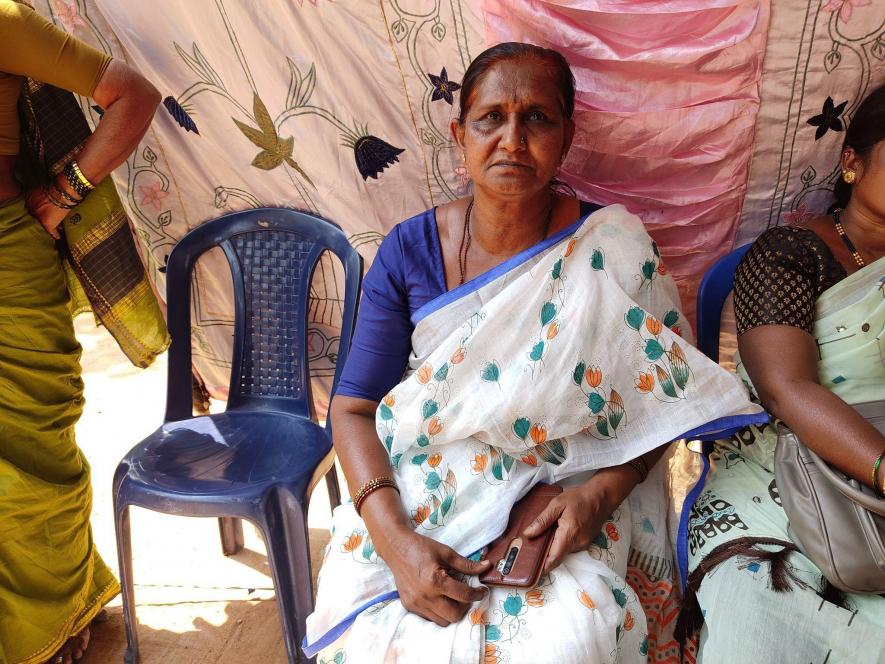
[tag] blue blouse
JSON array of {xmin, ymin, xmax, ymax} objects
[{"xmin": 336, "ymin": 202, "xmax": 601, "ymax": 402}]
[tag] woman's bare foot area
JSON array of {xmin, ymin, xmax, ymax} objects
[{"xmin": 44, "ymin": 626, "xmax": 90, "ymax": 664}]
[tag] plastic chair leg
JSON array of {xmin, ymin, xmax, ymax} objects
[
  {"xmin": 324, "ymin": 467, "xmax": 341, "ymax": 510},
  {"xmin": 114, "ymin": 501, "xmax": 140, "ymax": 664},
  {"xmin": 259, "ymin": 489, "xmax": 315, "ymax": 664},
  {"xmin": 219, "ymin": 516, "xmax": 244, "ymax": 556}
]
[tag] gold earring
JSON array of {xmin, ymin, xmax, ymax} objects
[
  {"xmin": 461, "ymin": 152, "xmax": 466, "ymax": 162},
  {"xmin": 843, "ymin": 169, "xmax": 856, "ymax": 184}
]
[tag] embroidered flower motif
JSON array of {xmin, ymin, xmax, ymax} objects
[
  {"xmin": 450, "ymin": 346, "xmax": 466, "ymax": 364},
  {"xmin": 546, "ymin": 321, "xmax": 559, "ymax": 340},
  {"xmin": 52, "ymin": 0, "xmax": 86, "ymax": 30},
  {"xmin": 484, "ymin": 644, "xmax": 500, "ymax": 664},
  {"xmin": 521, "ymin": 453, "xmax": 538, "ymax": 466},
  {"xmin": 584, "ymin": 366, "xmax": 603, "ymax": 388},
  {"xmin": 529, "ymin": 424, "xmax": 547, "ymax": 445},
  {"xmin": 417, "ymin": 364, "xmax": 433, "ymax": 385},
  {"xmin": 469, "ymin": 607, "xmax": 486, "ymax": 625},
  {"xmin": 139, "ymin": 181, "xmax": 170, "ymax": 211},
  {"xmin": 782, "ymin": 202, "xmax": 814, "ymax": 226},
  {"xmin": 656, "ymin": 261, "xmax": 668, "ymax": 276},
  {"xmin": 412, "ymin": 504, "xmax": 431, "ymax": 525},
  {"xmin": 503, "ymin": 594, "xmax": 524, "ymax": 616},
  {"xmin": 564, "ymin": 238, "xmax": 576, "ymax": 257},
  {"xmin": 353, "ymin": 135, "xmax": 406, "ymax": 180},
  {"xmin": 624, "ymin": 610, "xmax": 635, "ymax": 631},
  {"xmin": 471, "ymin": 453, "xmax": 488, "ymax": 473},
  {"xmin": 635, "ymin": 372, "xmax": 655, "ymax": 393},
  {"xmin": 427, "ymin": 453, "xmax": 442, "ymax": 468},
  {"xmin": 645, "ymin": 317, "xmax": 663, "ymax": 336},
  {"xmin": 807, "ymin": 96, "xmax": 847, "ymax": 141},
  {"xmin": 341, "ymin": 532, "xmax": 363, "ymax": 552},
  {"xmin": 383, "ymin": 394, "xmax": 395, "ymax": 407},
  {"xmin": 525, "ymin": 588, "xmax": 545, "ymax": 607},
  {"xmin": 428, "ymin": 67, "xmax": 461, "ymax": 105},
  {"xmin": 428, "ymin": 417, "xmax": 443, "ymax": 436},
  {"xmin": 578, "ymin": 590, "xmax": 596, "ymax": 609},
  {"xmin": 163, "ymin": 97, "xmax": 200, "ymax": 134},
  {"xmin": 822, "ymin": 0, "xmax": 870, "ymax": 23},
  {"xmin": 605, "ymin": 521, "xmax": 620, "ymax": 542}
]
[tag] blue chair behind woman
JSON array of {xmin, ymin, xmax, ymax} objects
[
  {"xmin": 695, "ymin": 243, "xmax": 751, "ymax": 362},
  {"xmin": 112, "ymin": 208, "xmax": 362, "ymax": 664}
]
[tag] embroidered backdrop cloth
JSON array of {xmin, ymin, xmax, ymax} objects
[{"xmin": 32, "ymin": 0, "xmax": 884, "ymax": 405}]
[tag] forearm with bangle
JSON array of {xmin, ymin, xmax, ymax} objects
[
  {"xmin": 624, "ymin": 444, "xmax": 669, "ymax": 484},
  {"xmin": 873, "ymin": 450, "xmax": 885, "ymax": 496},
  {"xmin": 43, "ymin": 158, "xmax": 96, "ymax": 211}
]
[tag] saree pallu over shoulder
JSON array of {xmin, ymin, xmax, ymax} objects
[
  {"xmin": 809, "ymin": 256, "xmax": 885, "ymax": 404},
  {"xmin": 735, "ymin": 255, "xmax": 885, "ymax": 408},
  {"xmin": 18, "ymin": 77, "xmax": 169, "ymax": 367},
  {"xmin": 305, "ymin": 205, "xmax": 766, "ymax": 663}
]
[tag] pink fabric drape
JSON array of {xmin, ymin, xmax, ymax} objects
[{"xmin": 482, "ymin": 0, "xmax": 771, "ymax": 324}]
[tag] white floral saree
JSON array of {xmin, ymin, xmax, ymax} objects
[{"xmin": 304, "ymin": 205, "xmax": 766, "ymax": 664}]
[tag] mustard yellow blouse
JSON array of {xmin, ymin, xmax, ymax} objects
[{"xmin": 0, "ymin": 1, "xmax": 111, "ymax": 155}]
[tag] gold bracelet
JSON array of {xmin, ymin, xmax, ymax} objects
[
  {"xmin": 70, "ymin": 159, "xmax": 95, "ymax": 190},
  {"xmin": 352, "ymin": 476, "xmax": 399, "ymax": 516}
]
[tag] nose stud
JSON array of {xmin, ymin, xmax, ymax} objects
[{"xmin": 519, "ymin": 136, "xmax": 526, "ymax": 145}]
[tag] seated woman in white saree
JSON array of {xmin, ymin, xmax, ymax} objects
[
  {"xmin": 303, "ymin": 43, "xmax": 766, "ymax": 664},
  {"xmin": 681, "ymin": 85, "xmax": 885, "ymax": 663}
]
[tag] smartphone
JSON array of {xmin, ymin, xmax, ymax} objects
[{"xmin": 479, "ymin": 483, "xmax": 562, "ymax": 588}]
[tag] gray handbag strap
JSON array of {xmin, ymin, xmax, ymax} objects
[{"xmin": 802, "ymin": 400, "xmax": 885, "ymax": 517}]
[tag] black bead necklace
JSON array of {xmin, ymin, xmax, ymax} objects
[
  {"xmin": 833, "ymin": 208, "xmax": 866, "ymax": 268},
  {"xmin": 458, "ymin": 197, "xmax": 554, "ymax": 286}
]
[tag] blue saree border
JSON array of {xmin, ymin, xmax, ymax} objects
[
  {"xmin": 674, "ymin": 412, "xmax": 769, "ymax": 442},
  {"xmin": 302, "ymin": 590, "xmax": 400, "ymax": 658},
  {"xmin": 412, "ymin": 214, "xmax": 589, "ymax": 326},
  {"xmin": 677, "ymin": 451, "xmax": 710, "ymax": 592}
]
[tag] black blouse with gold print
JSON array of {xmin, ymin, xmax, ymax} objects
[{"xmin": 734, "ymin": 226, "xmax": 847, "ymax": 336}]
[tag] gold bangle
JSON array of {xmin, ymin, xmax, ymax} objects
[
  {"xmin": 70, "ymin": 159, "xmax": 95, "ymax": 190},
  {"xmin": 352, "ymin": 476, "xmax": 398, "ymax": 516}
]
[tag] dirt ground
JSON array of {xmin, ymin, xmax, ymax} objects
[{"xmin": 74, "ymin": 316, "xmax": 338, "ymax": 664}]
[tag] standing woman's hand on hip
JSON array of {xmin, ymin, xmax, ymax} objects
[{"xmin": 25, "ymin": 185, "xmax": 67, "ymax": 240}]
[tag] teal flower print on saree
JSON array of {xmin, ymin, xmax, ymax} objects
[
  {"xmin": 572, "ymin": 362, "xmax": 626, "ymax": 439},
  {"xmin": 626, "ymin": 307, "xmax": 693, "ymax": 402}
]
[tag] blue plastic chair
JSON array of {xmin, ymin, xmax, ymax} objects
[
  {"xmin": 112, "ymin": 208, "xmax": 362, "ymax": 664},
  {"xmin": 695, "ymin": 243, "xmax": 751, "ymax": 363}
]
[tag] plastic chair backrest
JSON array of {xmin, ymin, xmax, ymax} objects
[
  {"xmin": 163, "ymin": 208, "xmax": 362, "ymax": 421},
  {"xmin": 695, "ymin": 243, "xmax": 751, "ymax": 363}
]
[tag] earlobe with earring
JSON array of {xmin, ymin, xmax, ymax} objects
[{"xmin": 842, "ymin": 169, "xmax": 856, "ymax": 184}]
